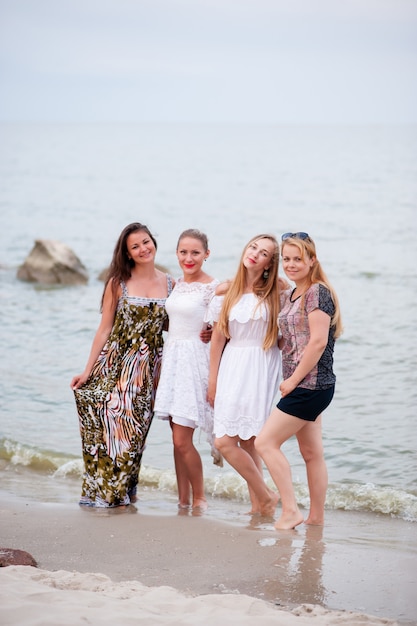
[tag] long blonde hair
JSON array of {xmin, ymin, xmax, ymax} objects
[
  {"xmin": 281, "ymin": 236, "xmax": 343, "ymax": 339},
  {"xmin": 218, "ymin": 234, "xmax": 280, "ymax": 350}
]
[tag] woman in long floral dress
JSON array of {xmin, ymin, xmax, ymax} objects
[{"xmin": 71, "ymin": 222, "xmax": 173, "ymax": 508}]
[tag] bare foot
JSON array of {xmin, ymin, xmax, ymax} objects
[
  {"xmin": 304, "ymin": 516, "xmax": 324, "ymax": 526},
  {"xmin": 192, "ymin": 506, "xmax": 208, "ymax": 517},
  {"xmin": 243, "ymin": 507, "xmax": 260, "ymax": 515},
  {"xmin": 192, "ymin": 498, "xmax": 208, "ymax": 511},
  {"xmin": 274, "ymin": 510, "xmax": 304, "ymax": 530},
  {"xmin": 260, "ymin": 491, "xmax": 280, "ymax": 517},
  {"xmin": 177, "ymin": 502, "xmax": 191, "ymax": 517}
]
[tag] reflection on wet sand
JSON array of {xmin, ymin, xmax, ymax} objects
[{"xmin": 254, "ymin": 525, "xmax": 326, "ymax": 607}]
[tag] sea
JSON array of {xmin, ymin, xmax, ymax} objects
[{"xmin": 0, "ymin": 122, "xmax": 416, "ymax": 525}]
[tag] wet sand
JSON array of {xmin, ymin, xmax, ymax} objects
[{"xmin": 0, "ymin": 494, "xmax": 416, "ymax": 625}]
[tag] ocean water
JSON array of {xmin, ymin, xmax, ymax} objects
[{"xmin": 0, "ymin": 122, "xmax": 416, "ymax": 524}]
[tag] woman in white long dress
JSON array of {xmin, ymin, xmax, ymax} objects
[
  {"xmin": 207, "ymin": 234, "xmax": 282, "ymax": 517},
  {"xmin": 154, "ymin": 229, "xmax": 218, "ymax": 511}
]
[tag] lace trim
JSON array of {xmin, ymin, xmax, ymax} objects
[
  {"xmin": 174, "ymin": 278, "xmax": 219, "ymax": 304},
  {"xmin": 120, "ymin": 275, "xmax": 173, "ymax": 303}
]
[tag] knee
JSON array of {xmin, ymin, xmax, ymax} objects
[
  {"xmin": 254, "ymin": 433, "xmax": 268, "ymax": 457},
  {"xmin": 299, "ymin": 444, "xmax": 323, "ymax": 464},
  {"xmin": 172, "ymin": 433, "xmax": 191, "ymax": 455},
  {"xmin": 214, "ymin": 436, "xmax": 231, "ymax": 454},
  {"xmin": 173, "ymin": 439, "xmax": 187, "ymax": 455}
]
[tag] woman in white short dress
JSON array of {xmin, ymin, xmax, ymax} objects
[
  {"xmin": 207, "ymin": 234, "xmax": 282, "ymax": 517},
  {"xmin": 154, "ymin": 229, "xmax": 219, "ymax": 511}
]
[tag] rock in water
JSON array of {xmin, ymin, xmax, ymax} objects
[
  {"xmin": 17, "ymin": 239, "xmax": 89, "ymax": 285},
  {"xmin": 0, "ymin": 548, "xmax": 38, "ymax": 567}
]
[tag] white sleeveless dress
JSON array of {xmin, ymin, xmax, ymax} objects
[
  {"xmin": 154, "ymin": 278, "xmax": 219, "ymax": 436},
  {"xmin": 207, "ymin": 293, "xmax": 281, "ymax": 440}
]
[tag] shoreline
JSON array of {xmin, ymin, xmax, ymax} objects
[{"xmin": 0, "ymin": 494, "xmax": 416, "ymax": 624}]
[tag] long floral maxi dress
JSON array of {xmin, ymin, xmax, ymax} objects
[{"xmin": 73, "ymin": 277, "xmax": 173, "ymax": 507}]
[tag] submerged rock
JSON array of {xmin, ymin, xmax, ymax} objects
[
  {"xmin": 0, "ymin": 548, "xmax": 38, "ymax": 568},
  {"xmin": 17, "ymin": 240, "xmax": 89, "ymax": 285}
]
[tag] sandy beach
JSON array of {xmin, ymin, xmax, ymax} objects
[{"xmin": 0, "ymin": 494, "xmax": 415, "ymax": 625}]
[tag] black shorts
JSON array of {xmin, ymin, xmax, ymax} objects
[{"xmin": 276, "ymin": 385, "xmax": 335, "ymax": 422}]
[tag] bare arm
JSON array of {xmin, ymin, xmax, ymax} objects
[
  {"xmin": 70, "ymin": 280, "xmax": 120, "ymax": 390},
  {"xmin": 279, "ymin": 308, "xmax": 330, "ymax": 397},
  {"xmin": 207, "ymin": 322, "xmax": 227, "ymax": 407}
]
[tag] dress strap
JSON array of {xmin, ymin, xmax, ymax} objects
[
  {"xmin": 167, "ymin": 274, "xmax": 174, "ymax": 295},
  {"xmin": 120, "ymin": 280, "xmax": 128, "ymax": 297}
]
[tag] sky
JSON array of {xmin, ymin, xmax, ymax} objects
[{"xmin": 0, "ymin": 0, "xmax": 416, "ymax": 124}]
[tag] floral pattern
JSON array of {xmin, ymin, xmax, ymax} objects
[{"xmin": 74, "ymin": 277, "xmax": 172, "ymax": 507}]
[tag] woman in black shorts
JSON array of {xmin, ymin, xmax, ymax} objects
[{"xmin": 256, "ymin": 232, "xmax": 343, "ymax": 530}]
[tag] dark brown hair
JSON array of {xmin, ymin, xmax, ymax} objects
[{"xmin": 101, "ymin": 222, "xmax": 157, "ymax": 308}]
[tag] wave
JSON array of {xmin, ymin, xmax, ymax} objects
[
  {"xmin": 0, "ymin": 438, "xmax": 78, "ymax": 474},
  {"xmin": 1, "ymin": 438, "xmax": 416, "ymax": 522}
]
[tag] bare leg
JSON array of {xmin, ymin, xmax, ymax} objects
[
  {"xmin": 240, "ymin": 437, "xmax": 278, "ymax": 514},
  {"xmin": 239, "ymin": 438, "xmax": 263, "ymax": 512},
  {"xmin": 215, "ymin": 435, "xmax": 278, "ymax": 516},
  {"xmin": 296, "ymin": 415, "xmax": 327, "ymax": 525},
  {"xmin": 173, "ymin": 447, "xmax": 191, "ymax": 507},
  {"xmin": 256, "ymin": 408, "xmax": 305, "ymax": 530},
  {"xmin": 172, "ymin": 422, "xmax": 207, "ymax": 509},
  {"xmin": 169, "ymin": 420, "xmax": 191, "ymax": 507}
]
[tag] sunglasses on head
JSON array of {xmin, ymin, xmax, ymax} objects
[{"xmin": 281, "ymin": 232, "xmax": 310, "ymax": 241}]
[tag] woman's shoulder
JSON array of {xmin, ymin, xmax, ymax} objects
[
  {"xmin": 102, "ymin": 276, "xmax": 123, "ymax": 309},
  {"xmin": 305, "ymin": 282, "xmax": 334, "ymax": 313},
  {"xmin": 105, "ymin": 276, "xmax": 123, "ymax": 295},
  {"xmin": 158, "ymin": 270, "xmax": 175, "ymax": 291},
  {"xmin": 215, "ymin": 280, "xmax": 231, "ymax": 296},
  {"xmin": 306, "ymin": 282, "xmax": 330, "ymax": 297}
]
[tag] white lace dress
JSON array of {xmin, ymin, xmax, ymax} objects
[
  {"xmin": 208, "ymin": 293, "xmax": 281, "ymax": 440},
  {"xmin": 154, "ymin": 278, "xmax": 219, "ymax": 435}
]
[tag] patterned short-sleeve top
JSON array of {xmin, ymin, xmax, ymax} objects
[{"xmin": 279, "ymin": 283, "xmax": 336, "ymax": 390}]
